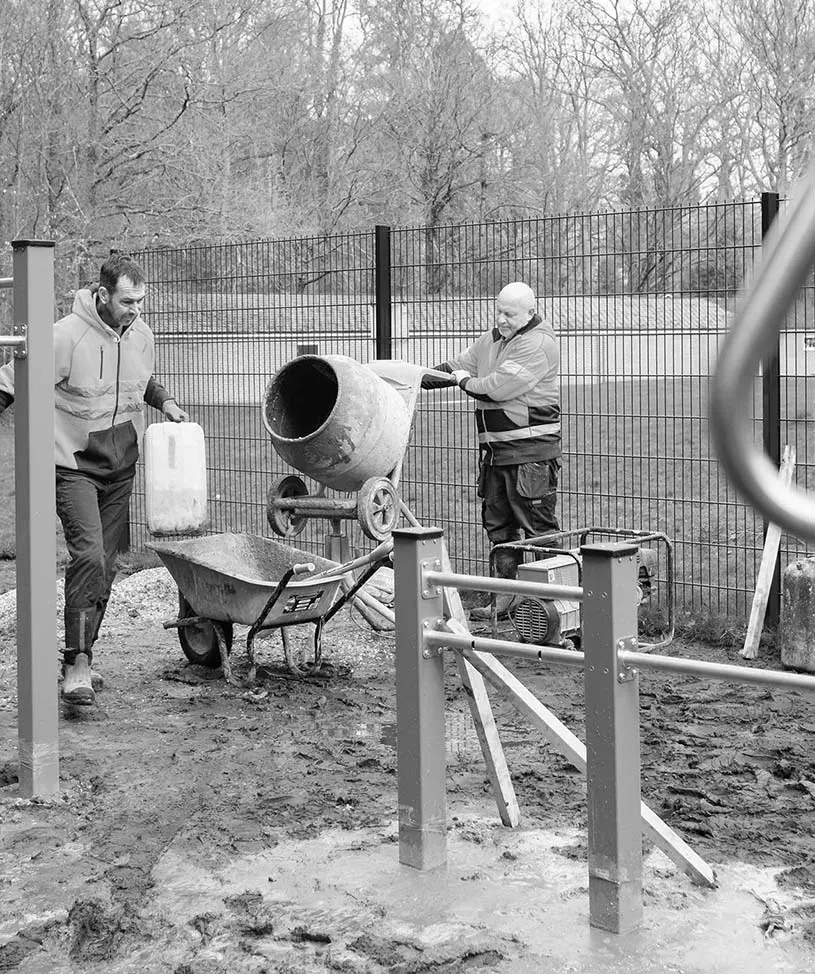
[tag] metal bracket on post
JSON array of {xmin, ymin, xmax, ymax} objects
[
  {"xmin": 12, "ymin": 322, "xmax": 27, "ymax": 359},
  {"xmin": 616, "ymin": 636, "xmax": 639, "ymax": 683},
  {"xmin": 421, "ymin": 558, "xmax": 441, "ymax": 599},
  {"xmin": 421, "ymin": 617, "xmax": 445, "ymax": 657}
]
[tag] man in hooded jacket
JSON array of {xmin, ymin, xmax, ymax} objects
[{"xmin": 0, "ymin": 253, "xmax": 187, "ymax": 705}]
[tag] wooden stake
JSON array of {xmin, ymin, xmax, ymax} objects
[
  {"xmin": 395, "ymin": 501, "xmax": 520, "ymax": 828},
  {"xmin": 442, "ymin": 544, "xmax": 520, "ymax": 828},
  {"xmin": 741, "ymin": 444, "xmax": 796, "ymax": 660}
]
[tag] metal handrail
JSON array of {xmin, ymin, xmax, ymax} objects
[
  {"xmin": 0, "ymin": 336, "xmax": 26, "ymax": 349},
  {"xmin": 427, "ymin": 627, "xmax": 815, "ymax": 693},
  {"xmin": 422, "ymin": 569, "xmax": 583, "ymax": 602},
  {"xmin": 618, "ymin": 647, "xmax": 815, "ymax": 692},
  {"xmin": 710, "ymin": 162, "xmax": 815, "ymax": 540},
  {"xmin": 427, "ymin": 628, "xmax": 585, "ymax": 667}
]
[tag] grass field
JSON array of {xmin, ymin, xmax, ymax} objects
[{"xmin": 1, "ymin": 373, "xmax": 811, "ymax": 624}]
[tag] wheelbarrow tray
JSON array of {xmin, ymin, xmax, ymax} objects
[{"xmin": 147, "ymin": 532, "xmax": 347, "ymax": 629}]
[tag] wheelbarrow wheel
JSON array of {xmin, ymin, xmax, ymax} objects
[
  {"xmin": 357, "ymin": 476, "xmax": 400, "ymax": 541},
  {"xmin": 267, "ymin": 475, "xmax": 308, "ymax": 538},
  {"xmin": 177, "ymin": 593, "xmax": 233, "ymax": 668}
]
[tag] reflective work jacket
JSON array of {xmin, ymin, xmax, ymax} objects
[
  {"xmin": 0, "ymin": 287, "xmax": 172, "ymax": 479},
  {"xmin": 438, "ymin": 314, "xmax": 561, "ymax": 466}
]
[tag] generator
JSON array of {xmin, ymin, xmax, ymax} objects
[{"xmin": 508, "ymin": 545, "xmax": 659, "ymax": 647}]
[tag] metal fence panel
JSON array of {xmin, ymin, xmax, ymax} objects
[
  {"xmin": 129, "ymin": 201, "xmax": 815, "ymax": 621},
  {"xmin": 132, "ymin": 232, "xmax": 376, "ymax": 554}
]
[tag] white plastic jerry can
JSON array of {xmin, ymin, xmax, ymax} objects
[{"xmin": 144, "ymin": 421, "xmax": 208, "ymax": 535}]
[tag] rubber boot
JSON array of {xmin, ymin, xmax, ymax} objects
[
  {"xmin": 91, "ymin": 597, "xmax": 109, "ymax": 644},
  {"xmin": 470, "ymin": 549, "xmax": 522, "ymax": 621},
  {"xmin": 88, "ymin": 598, "xmax": 108, "ymax": 691},
  {"xmin": 61, "ymin": 652, "xmax": 96, "ymax": 706},
  {"xmin": 63, "ymin": 605, "xmax": 103, "ymax": 697},
  {"xmin": 58, "ymin": 661, "xmax": 104, "ymax": 692}
]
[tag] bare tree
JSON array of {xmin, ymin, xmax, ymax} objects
[
  {"xmin": 356, "ymin": 0, "xmax": 496, "ymax": 287},
  {"xmin": 572, "ymin": 0, "xmax": 717, "ymax": 208},
  {"xmin": 705, "ymin": 0, "xmax": 815, "ymax": 195},
  {"xmin": 488, "ymin": 0, "xmax": 612, "ymax": 216}
]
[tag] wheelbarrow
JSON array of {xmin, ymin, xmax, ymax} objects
[
  {"xmin": 263, "ymin": 356, "xmax": 455, "ymax": 541},
  {"xmin": 147, "ymin": 532, "xmax": 393, "ymax": 680}
]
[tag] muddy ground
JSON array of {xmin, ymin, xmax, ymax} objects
[{"xmin": 1, "ymin": 559, "xmax": 815, "ymax": 973}]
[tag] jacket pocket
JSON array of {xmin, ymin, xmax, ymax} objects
[
  {"xmin": 74, "ymin": 422, "xmax": 139, "ymax": 478},
  {"xmin": 516, "ymin": 459, "xmax": 559, "ymax": 500}
]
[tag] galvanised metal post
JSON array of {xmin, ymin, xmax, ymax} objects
[
  {"xmin": 13, "ymin": 240, "xmax": 58, "ymax": 798},
  {"xmin": 582, "ymin": 541, "xmax": 642, "ymax": 933},
  {"xmin": 392, "ymin": 526, "xmax": 447, "ymax": 870},
  {"xmin": 374, "ymin": 225, "xmax": 392, "ymax": 360},
  {"xmin": 760, "ymin": 191, "xmax": 781, "ymax": 629}
]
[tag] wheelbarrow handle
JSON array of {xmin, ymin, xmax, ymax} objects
[
  {"xmin": 309, "ymin": 538, "xmax": 394, "ymax": 580},
  {"xmin": 292, "ymin": 562, "xmax": 316, "ymax": 575},
  {"xmin": 710, "ymin": 159, "xmax": 815, "ymax": 541}
]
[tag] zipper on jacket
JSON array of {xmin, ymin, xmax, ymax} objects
[
  {"xmin": 112, "ymin": 341, "xmax": 121, "ymax": 425},
  {"xmin": 99, "ymin": 347, "xmax": 104, "ymax": 380}
]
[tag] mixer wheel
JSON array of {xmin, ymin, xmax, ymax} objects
[
  {"xmin": 357, "ymin": 476, "xmax": 400, "ymax": 541},
  {"xmin": 267, "ymin": 474, "xmax": 308, "ymax": 537}
]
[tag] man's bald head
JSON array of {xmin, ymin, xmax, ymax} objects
[
  {"xmin": 497, "ymin": 282, "xmax": 536, "ymax": 310},
  {"xmin": 495, "ymin": 282, "xmax": 536, "ymax": 338}
]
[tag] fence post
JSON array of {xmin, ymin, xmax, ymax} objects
[
  {"xmin": 12, "ymin": 239, "xmax": 59, "ymax": 798},
  {"xmin": 392, "ymin": 525, "xmax": 447, "ymax": 870},
  {"xmin": 374, "ymin": 225, "xmax": 392, "ymax": 360},
  {"xmin": 760, "ymin": 191, "xmax": 781, "ymax": 629},
  {"xmin": 582, "ymin": 541, "xmax": 642, "ymax": 933}
]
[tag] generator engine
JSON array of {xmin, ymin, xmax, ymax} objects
[{"xmin": 509, "ymin": 547, "xmax": 657, "ymax": 646}]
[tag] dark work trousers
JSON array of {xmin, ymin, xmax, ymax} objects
[
  {"xmin": 479, "ymin": 458, "xmax": 560, "ymax": 547},
  {"xmin": 56, "ymin": 469, "xmax": 134, "ymax": 664}
]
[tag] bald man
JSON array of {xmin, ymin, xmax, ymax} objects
[{"xmin": 423, "ymin": 282, "xmax": 561, "ymax": 620}]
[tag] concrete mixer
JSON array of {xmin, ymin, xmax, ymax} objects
[{"xmin": 263, "ymin": 355, "xmax": 454, "ymax": 541}]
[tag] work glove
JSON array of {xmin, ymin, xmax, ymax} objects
[
  {"xmin": 451, "ymin": 369, "xmax": 471, "ymax": 387},
  {"xmin": 421, "ymin": 366, "xmax": 456, "ymax": 389}
]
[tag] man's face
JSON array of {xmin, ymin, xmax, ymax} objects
[
  {"xmin": 496, "ymin": 294, "xmax": 533, "ymax": 339},
  {"xmin": 99, "ymin": 275, "xmax": 145, "ymax": 330}
]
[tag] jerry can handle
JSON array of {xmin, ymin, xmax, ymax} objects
[{"xmin": 710, "ymin": 160, "xmax": 815, "ymax": 541}]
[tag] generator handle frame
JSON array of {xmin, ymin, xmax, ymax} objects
[{"xmin": 488, "ymin": 526, "xmax": 674, "ymax": 651}]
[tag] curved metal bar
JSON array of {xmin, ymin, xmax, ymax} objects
[{"xmin": 711, "ymin": 163, "xmax": 815, "ymax": 539}]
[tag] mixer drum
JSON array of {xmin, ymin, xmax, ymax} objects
[{"xmin": 262, "ymin": 354, "xmax": 412, "ymax": 492}]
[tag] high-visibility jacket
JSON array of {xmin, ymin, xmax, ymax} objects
[
  {"xmin": 0, "ymin": 287, "xmax": 173, "ymax": 479},
  {"xmin": 437, "ymin": 314, "xmax": 561, "ymax": 466}
]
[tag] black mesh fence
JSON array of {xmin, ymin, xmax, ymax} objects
[{"xmin": 130, "ymin": 199, "xmax": 815, "ymax": 621}]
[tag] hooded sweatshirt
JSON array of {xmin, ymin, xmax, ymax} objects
[{"xmin": 0, "ymin": 287, "xmax": 173, "ymax": 479}]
